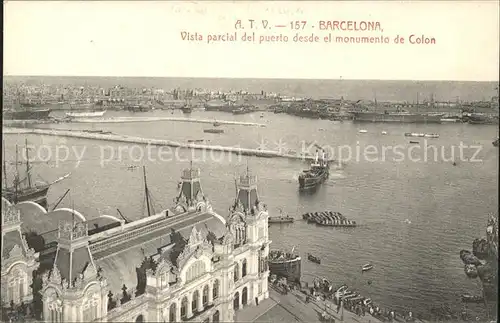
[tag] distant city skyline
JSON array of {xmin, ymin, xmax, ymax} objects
[{"xmin": 4, "ymin": 1, "xmax": 499, "ymax": 81}]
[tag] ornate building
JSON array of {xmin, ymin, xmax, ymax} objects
[{"xmin": 1, "ymin": 166, "xmax": 271, "ymax": 322}]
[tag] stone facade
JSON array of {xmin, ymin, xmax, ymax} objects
[{"xmin": 1, "ymin": 167, "xmax": 270, "ymax": 323}]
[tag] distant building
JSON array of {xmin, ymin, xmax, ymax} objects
[{"xmin": 1, "ymin": 167, "xmax": 271, "ymax": 322}]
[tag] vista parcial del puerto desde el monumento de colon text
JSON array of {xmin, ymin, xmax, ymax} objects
[{"xmin": 180, "ymin": 19, "xmax": 438, "ymax": 45}]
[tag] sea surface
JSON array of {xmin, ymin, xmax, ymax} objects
[{"xmin": 3, "ymin": 110, "xmax": 499, "ymax": 319}]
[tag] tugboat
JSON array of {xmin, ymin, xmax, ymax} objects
[
  {"xmin": 298, "ymin": 150, "xmax": 329, "ymax": 190},
  {"xmin": 268, "ymin": 215, "xmax": 294, "ymax": 224},
  {"xmin": 307, "ymin": 253, "xmax": 321, "ymax": 264},
  {"xmin": 268, "ymin": 247, "xmax": 302, "ymax": 283},
  {"xmin": 361, "ymin": 263, "xmax": 373, "ymax": 272},
  {"xmin": 461, "ymin": 294, "xmax": 484, "ymax": 303}
]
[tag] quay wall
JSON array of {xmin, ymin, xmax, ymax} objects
[{"xmin": 2, "ymin": 127, "xmax": 336, "ymax": 163}]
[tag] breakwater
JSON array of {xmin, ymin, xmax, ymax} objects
[
  {"xmin": 67, "ymin": 116, "xmax": 267, "ymax": 127},
  {"xmin": 2, "ymin": 127, "xmax": 338, "ymax": 163},
  {"xmin": 3, "ymin": 116, "xmax": 266, "ymax": 127}
]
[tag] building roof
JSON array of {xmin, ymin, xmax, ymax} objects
[{"xmin": 91, "ymin": 211, "xmax": 225, "ymax": 296}]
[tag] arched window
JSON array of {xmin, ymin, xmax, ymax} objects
[
  {"xmin": 169, "ymin": 303, "xmax": 176, "ymax": 323},
  {"xmin": 242, "ymin": 259, "xmax": 247, "ymax": 277},
  {"xmin": 7, "ymin": 269, "xmax": 26, "ymax": 304},
  {"xmin": 186, "ymin": 260, "xmax": 206, "ymax": 283},
  {"xmin": 82, "ymin": 294, "xmax": 99, "ymax": 322},
  {"xmin": 234, "ymin": 263, "xmax": 239, "ymax": 282},
  {"xmin": 213, "ymin": 280, "xmax": 219, "ymax": 299},
  {"xmin": 180, "ymin": 297, "xmax": 188, "ymax": 320},
  {"xmin": 192, "ymin": 290, "xmax": 199, "ymax": 313},
  {"xmin": 233, "ymin": 292, "xmax": 240, "ymax": 310},
  {"xmin": 242, "ymin": 287, "xmax": 248, "ymax": 306},
  {"xmin": 135, "ymin": 314, "xmax": 144, "ymax": 322},
  {"xmin": 202, "ymin": 285, "xmax": 209, "ymax": 306},
  {"xmin": 48, "ymin": 300, "xmax": 63, "ymax": 323}
]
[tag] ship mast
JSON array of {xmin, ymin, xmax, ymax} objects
[
  {"xmin": 25, "ymin": 139, "xmax": 32, "ymax": 188},
  {"xmin": 14, "ymin": 145, "xmax": 19, "ymax": 203},
  {"xmin": 143, "ymin": 166, "xmax": 151, "ymax": 217},
  {"xmin": 2, "ymin": 140, "xmax": 7, "ymax": 190}
]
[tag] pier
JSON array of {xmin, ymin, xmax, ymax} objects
[
  {"xmin": 2, "ymin": 127, "xmax": 338, "ymax": 163},
  {"xmin": 67, "ymin": 116, "xmax": 266, "ymax": 127}
]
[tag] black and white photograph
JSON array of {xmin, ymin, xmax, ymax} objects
[{"xmin": 1, "ymin": 1, "xmax": 498, "ymax": 322}]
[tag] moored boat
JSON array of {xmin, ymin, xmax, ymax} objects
[
  {"xmin": 3, "ymin": 108, "xmax": 52, "ymax": 120},
  {"xmin": 409, "ymin": 141, "xmax": 420, "ymax": 144},
  {"xmin": 268, "ymin": 214, "xmax": 294, "ymax": 224},
  {"xmin": 353, "ymin": 111, "xmax": 443, "ymax": 123},
  {"xmin": 361, "ymin": 263, "xmax": 373, "ymax": 272},
  {"xmin": 268, "ymin": 247, "xmax": 302, "ymax": 283}
]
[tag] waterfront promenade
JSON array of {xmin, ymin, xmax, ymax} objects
[{"xmin": 237, "ymin": 288, "xmax": 387, "ymax": 323}]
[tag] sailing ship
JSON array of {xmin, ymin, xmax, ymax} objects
[
  {"xmin": 268, "ymin": 247, "xmax": 302, "ymax": 283},
  {"xmin": 298, "ymin": 150, "xmax": 329, "ymax": 190},
  {"xmin": 2, "ymin": 139, "xmax": 70, "ymax": 209}
]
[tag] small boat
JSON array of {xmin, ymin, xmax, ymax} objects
[
  {"xmin": 307, "ymin": 253, "xmax": 321, "ymax": 264},
  {"xmin": 404, "ymin": 132, "xmax": 425, "ymax": 137},
  {"xmin": 381, "ymin": 131, "xmax": 387, "ymax": 135},
  {"xmin": 409, "ymin": 141, "xmax": 419, "ymax": 144},
  {"xmin": 361, "ymin": 263, "xmax": 373, "ymax": 272},
  {"xmin": 424, "ymin": 133, "xmax": 439, "ymax": 138},
  {"xmin": 213, "ymin": 121, "xmax": 221, "ymax": 127},
  {"xmin": 461, "ymin": 294, "xmax": 484, "ymax": 303},
  {"xmin": 363, "ymin": 298, "xmax": 372, "ymax": 306},
  {"xmin": 260, "ymin": 113, "xmax": 264, "ymax": 118},
  {"xmin": 493, "ymin": 138, "xmax": 499, "ymax": 147},
  {"xmin": 358, "ymin": 129, "xmax": 368, "ymax": 133},
  {"xmin": 187, "ymin": 139, "xmax": 205, "ymax": 143},
  {"xmin": 203, "ymin": 129, "xmax": 224, "ymax": 134}
]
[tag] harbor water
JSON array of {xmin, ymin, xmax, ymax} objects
[{"xmin": 3, "ymin": 109, "xmax": 498, "ymax": 318}]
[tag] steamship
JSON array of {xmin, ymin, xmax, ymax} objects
[{"xmin": 268, "ymin": 247, "xmax": 302, "ymax": 283}]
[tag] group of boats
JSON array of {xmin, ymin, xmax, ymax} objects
[{"xmin": 302, "ymin": 211, "xmax": 357, "ymax": 227}]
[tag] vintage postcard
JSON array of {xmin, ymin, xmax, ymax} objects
[{"xmin": 2, "ymin": 1, "xmax": 498, "ymax": 323}]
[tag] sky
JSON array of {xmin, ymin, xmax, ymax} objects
[{"xmin": 3, "ymin": 1, "xmax": 499, "ymax": 81}]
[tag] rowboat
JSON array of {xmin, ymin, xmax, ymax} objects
[{"xmin": 362, "ymin": 263, "xmax": 373, "ymax": 272}]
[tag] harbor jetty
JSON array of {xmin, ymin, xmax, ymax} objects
[
  {"xmin": 67, "ymin": 116, "xmax": 267, "ymax": 127},
  {"xmin": 303, "ymin": 211, "xmax": 357, "ymax": 227},
  {"xmin": 2, "ymin": 127, "xmax": 338, "ymax": 163},
  {"xmin": 3, "ymin": 116, "xmax": 267, "ymax": 127}
]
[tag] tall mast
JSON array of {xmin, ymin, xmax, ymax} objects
[
  {"xmin": 14, "ymin": 145, "xmax": 19, "ymax": 203},
  {"xmin": 143, "ymin": 166, "xmax": 151, "ymax": 217},
  {"xmin": 25, "ymin": 139, "xmax": 32, "ymax": 188},
  {"xmin": 3, "ymin": 140, "xmax": 7, "ymax": 190}
]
